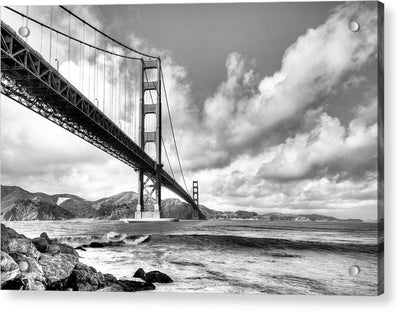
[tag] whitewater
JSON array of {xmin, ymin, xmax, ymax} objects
[{"xmin": 3, "ymin": 219, "xmax": 381, "ymax": 295}]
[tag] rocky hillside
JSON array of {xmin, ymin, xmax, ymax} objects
[
  {"xmin": 1, "ymin": 185, "xmax": 357, "ymax": 222},
  {"xmin": 2, "ymin": 199, "xmax": 74, "ymax": 221},
  {"xmin": 1, "ymin": 185, "xmax": 206, "ymax": 221}
]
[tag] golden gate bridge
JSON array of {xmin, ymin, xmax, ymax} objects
[{"xmin": 1, "ymin": 6, "xmax": 200, "ymax": 219}]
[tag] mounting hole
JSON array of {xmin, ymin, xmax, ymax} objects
[
  {"xmin": 349, "ymin": 21, "xmax": 360, "ymax": 32},
  {"xmin": 18, "ymin": 261, "xmax": 29, "ymax": 272},
  {"xmin": 349, "ymin": 265, "xmax": 360, "ymax": 276},
  {"xmin": 18, "ymin": 26, "xmax": 31, "ymax": 37}
]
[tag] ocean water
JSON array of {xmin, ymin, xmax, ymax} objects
[{"xmin": 3, "ymin": 219, "xmax": 381, "ymax": 295}]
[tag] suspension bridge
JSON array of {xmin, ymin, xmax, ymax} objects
[{"xmin": 0, "ymin": 6, "xmax": 200, "ymax": 219}]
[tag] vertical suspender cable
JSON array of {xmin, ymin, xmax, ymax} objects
[
  {"xmin": 82, "ymin": 23, "xmax": 85, "ymax": 92},
  {"xmin": 49, "ymin": 6, "xmax": 53, "ymax": 63},
  {"xmin": 103, "ymin": 52, "xmax": 106, "ymax": 112},
  {"xmin": 25, "ymin": 6, "xmax": 29, "ymax": 44},
  {"xmin": 95, "ymin": 30, "xmax": 98, "ymax": 105},
  {"xmin": 68, "ymin": 11, "xmax": 71, "ymax": 79}
]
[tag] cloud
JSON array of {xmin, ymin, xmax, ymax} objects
[
  {"xmin": 191, "ymin": 2, "xmax": 378, "ymax": 170},
  {"xmin": 256, "ymin": 112, "xmax": 377, "ymax": 182}
]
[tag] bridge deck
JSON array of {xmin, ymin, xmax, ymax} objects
[{"xmin": 0, "ymin": 21, "xmax": 198, "ymax": 212}]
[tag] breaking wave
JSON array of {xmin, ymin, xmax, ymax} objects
[
  {"xmin": 144, "ymin": 234, "xmax": 380, "ymax": 254},
  {"xmin": 55, "ymin": 231, "xmax": 380, "ymax": 254}
]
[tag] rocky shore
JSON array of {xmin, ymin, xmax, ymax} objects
[{"xmin": 1, "ymin": 224, "xmax": 170, "ymax": 291}]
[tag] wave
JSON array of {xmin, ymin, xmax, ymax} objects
[
  {"xmin": 143, "ymin": 234, "xmax": 380, "ymax": 254},
  {"xmin": 54, "ymin": 231, "xmax": 149, "ymax": 248},
  {"xmin": 54, "ymin": 232, "xmax": 380, "ymax": 254}
]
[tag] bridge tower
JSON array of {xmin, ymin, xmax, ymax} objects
[
  {"xmin": 136, "ymin": 59, "xmax": 162, "ymax": 219},
  {"xmin": 193, "ymin": 180, "xmax": 199, "ymax": 219}
]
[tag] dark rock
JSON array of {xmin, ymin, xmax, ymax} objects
[
  {"xmin": 87, "ymin": 241, "xmax": 125, "ymax": 248},
  {"xmin": 133, "ymin": 268, "xmax": 173, "ymax": 283},
  {"xmin": 88, "ymin": 242, "xmax": 105, "ymax": 248},
  {"xmin": 46, "ymin": 243, "xmax": 61, "ymax": 254},
  {"xmin": 116, "ymin": 279, "xmax": 155, "ymax": 292},
  {"xmin": 66, "ymin": 262, "xmax": 100, "ymax": 291},
  {"xmin": 1, "ymin": 251, "xmax": 20, "ymax": 286},
  {"xmin": 40, "ymin": 232, "xmax": 52, "ymax": 244},
  {"xmin": 104, "ymin": 273, "xmax": 117, "ymax": 284},
  {"xmin": 1, "ymin": 278, "xmax": 24, "ymax": 290},
  {"xmin": 75, "ymin": 246, "xmax": 87, "ymax": 251},
  {"xmin": 97, "ymin": 271, "xmax": 106, "ymax": 288},
  {"xmin": 32, "ymin": 237, "xmax": 48, "ymax": 253},
  {"xmin": 60, "ymin": 244, "xmax": 79, "ymax": 256},
  {"xmin": 97, "ymin": 283, "xmax": 124, "ymax": 292}
]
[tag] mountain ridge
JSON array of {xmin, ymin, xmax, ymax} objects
[{"xmin": 0, "ymin": 185, "xmax": 362, "ymax": 222}]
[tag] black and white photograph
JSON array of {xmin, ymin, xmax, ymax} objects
[{"xmin": 1, "ymin": 1, "xmax": 384, "ymax": 296}]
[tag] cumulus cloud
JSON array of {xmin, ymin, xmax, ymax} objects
[{"xmin": 256, "ymin": 112, "xmax": 377, "ymax": 181}]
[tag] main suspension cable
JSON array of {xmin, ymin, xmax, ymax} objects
[{"xmin": 160, "ymin": 67, "xmax": 189, "ymax": 193}]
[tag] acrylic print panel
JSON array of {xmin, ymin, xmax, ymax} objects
[{"xmin": 0, "ymin": 1, "xmax": 383, "ymax": 295}]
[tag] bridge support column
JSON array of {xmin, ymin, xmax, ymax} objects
[
  {"xmin": 193, "ymin": 181, "xmax": 199, "ymax": 219},
  {"xmin": 136, "ymin": 58, "xmax": 162, "ymax": 219}
]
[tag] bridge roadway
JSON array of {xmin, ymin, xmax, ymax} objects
[{"xmin": 0, "ymin": 21, "xmax": 199, "ymax": 212}]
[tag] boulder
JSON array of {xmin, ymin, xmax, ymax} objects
[
  {"xmin": 23, "ymin": 279, "xmax": 46, "ymax": 291},
  {"xmin": 1, "ymin": 251, "xmax": 20, "ymax": 286},
  {"xmin": 40, "ymin": 232, "xmax": 52, "ymax": 244},
  {"xmin": 1, "ymin": 223, "xmax": 27, "ymax": 252},
  {"xmin": 116, "ymin": 279, "xmax": 156, "ymax": 292},
  {"xmin": 66, "ymin": 262, "xmax": 100, "ymax": 291},
  {"xmin": 104, "ymin": 273, "xmax": 117, "ymax": 284},
  {"xmin": 3, "ymin": 238, "xmax": 40, "ymax": 259},
  {"xmin": 8, "ymin": 253, "xmax": 45, "ymax": 289},
  {"xmin": 38, "ymin": 252, "xmax": 79, "ymax": 286},
  {"xmin": 97, "ymin": 283, "xmax": 124, "ymax": 292},
  {"xmin": 32, "ymin": 237, "xmax": 48, "ymax": 253},
  {"xmin": 97, "ymin": 271, "xmax": 106, "ymax": 288},
  {"xmin": 133, "ymin": 268, "xmax": 173, "ymax": 283},
  {"xmin": 1, "ymin": 278, "xmax": 25, "ymax": 290}
]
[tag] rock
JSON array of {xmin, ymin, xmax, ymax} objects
[
  {"xmin": 40, "ymin": 232, "xmax": 52, "ymax": 244},
  {"xmin": 116, "ymin": 279, "xmax": 155, "ymax": 291},
  {"xmin": 97, "ymin": 283, "xmax": 124, "ymax": 292},
  {"xmin": 3, "ymin": 238, "xmax": 40, "ymax": 259},
  {"xmin": 104, "ymin": 273, "xmax": 117, "ymax": 284},
  {"xmin": 23, "ymin": 279, "xmax": 46, "ymax": 291},
  {"xmin": 97, "ymin": 271, "xmax": 106, "ymax": 288},
  {"xmin": 9, "ymin": 253, "xmax": 45, "ymax": 289},
  {"xmin": 38, "ymin": 252, "xmax": 79, "ymax": 286},
  {"xmin": 86, "ymin": 241, "xmax": 125, "ymax": 248},
  {"xmin": 1, "ymin": 251, "xmax": 20, "ymax": 286},
  {"xmin": 66, "ymin": 262, "xmax": 100, "ymax": 291},
  {"xmin": 88, "ymin": 242, "xmax": 105, "ymax": 248},
  {"xmin": 133, "ymin": 268, "xmax": 173, "ymax": 283},
  {"xmin": 75, "ymin": 246, "xmax": 87, "ymax": 251},
  {"xmin": 46, "ymin": 243, "xmax": 61, "ymax": 254},
  {"xmin": 1, "ymin": 278, "xmax": 25, "ymax": 290},
  {"xmin": 59, "ymin": 244, "xmax": 79, "ymax": 257},
  {"xmin": 1, "ymin": 224, "xmax": 27, "ymax": 243},
  {"xmin": 32, "ymin": 237, "xmax": 48, "ymax": 253}
]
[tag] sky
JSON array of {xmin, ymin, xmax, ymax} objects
[{"xmin": 0, "ymin": 2, "xmax": 380, "ymax": 220}]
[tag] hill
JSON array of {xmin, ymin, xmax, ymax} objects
[
  {"xmin": 0, "ymin": 185, "xmax": 205, "ymax": 220},
  {"xmin": 1, "ymin": 185, "xmax": 360, "ymax": 222}
]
